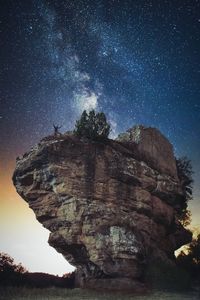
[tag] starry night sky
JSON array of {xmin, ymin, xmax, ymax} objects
[{"xmin": 1, "ymin": 0, "xmax": 200, "ymax": 274}]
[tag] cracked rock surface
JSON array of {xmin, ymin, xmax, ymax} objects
[{"xmin": 13, "ymin": 126, "xmax": 192, "ymax": 290}]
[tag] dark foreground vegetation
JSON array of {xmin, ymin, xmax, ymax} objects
[
  {"xmin": 0, "ymin": 252, "xmax": 75, "ymax": 289},
  {"xmin": 1, "ymin": 271, "xmax": 75, "ymax": 289},
  {"xmin": 177, "ymin": 232, "xmax": 200, "ymax": 278},
  {"xmin": 1, "ymin": 250, "xmax": 200, "ymax": 298}
]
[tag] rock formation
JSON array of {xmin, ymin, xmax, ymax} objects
[{"xmin": 13, "ymin": 126, "xmax": 192, "ymax": 290}]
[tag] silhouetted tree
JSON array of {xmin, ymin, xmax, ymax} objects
[
  {"xmin": 176, "ymin": 157, "xmax": 193, "ymax": 226},
  {"xmin": 178, "ymin": 208, "xmax": 192, "ymax": 227},
  {"xmin": 177, "ymin": 233, "xmax": 200, "ymax": 277},
  {"xmin": 176, "ymin": 156, "xmax": 193, "ymax": 202},
  {"xmin": 74, "ymin": 110, "xmax": 89, "ymax": 138},
  {"xmin": 74, "ymin": 110, "xmax": 110, "ymax": 140},
  {"xmin": 0, "ymin": 252, "xmax": 27, "ymax": 274},
  {"xmin": 0, "ymin": 252, "xmax": 27, "ymax": 286},
  {"xmin": 0, "ymin": 252, "xmax": 75, "ymax": 288}
]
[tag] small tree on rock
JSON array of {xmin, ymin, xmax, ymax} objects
[{"xmin": 74, "ymin": 110, "xmax": 110, "ymax": 140}]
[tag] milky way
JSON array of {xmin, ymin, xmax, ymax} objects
[{"xmin": 1, "ymin": 0, "xmax": 200, "ymax": 212}]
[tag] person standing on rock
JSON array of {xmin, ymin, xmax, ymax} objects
[{"xmin": 53, "ymin": 124, "xmax": 62, "ymax": 136}]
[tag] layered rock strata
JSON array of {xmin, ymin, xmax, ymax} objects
[{"xmin": 13, "ymin": 126, "xmax": 192, "ymax": 290}]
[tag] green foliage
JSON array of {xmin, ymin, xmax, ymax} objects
[
  {"xmin": 74, "ymin": 110, "xmax": 110, "ymax": 140},
  {"xmin": 176, "ymin": 157, "xmax": 193, "ymax": 226}
]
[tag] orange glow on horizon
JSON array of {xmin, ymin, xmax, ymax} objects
[
  {"xmin": 0, "ymin": 162, "xmax": 75, "ymax": 275},
  {"xmin": 0, "ymin": 163, "xmax": 32, "ymax": 224}
]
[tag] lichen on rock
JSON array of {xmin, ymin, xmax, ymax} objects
[{"xmin": 13, "ymin": 125, "xmax": 192, "ymax": 290}]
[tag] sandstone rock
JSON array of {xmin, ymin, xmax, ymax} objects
[
  {"xmin": 13, "ymin": 129, "xmax": 192, "ymax": 291},
  {"xmin": 117, "ymin": 125, "xmax": 178, "ymax": 180}
]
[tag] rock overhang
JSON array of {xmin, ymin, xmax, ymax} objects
[{"xmin": 12, "ymin": 126, "xmax": 192, "ymax": 290}]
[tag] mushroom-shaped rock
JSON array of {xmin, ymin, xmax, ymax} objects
[{"xmin": 13, "ymin": 127, "xmax": 192, "ymax": 290}]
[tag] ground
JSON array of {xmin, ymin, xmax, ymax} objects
[{"xmin": 0, "ymin": 287, "xmax": 199, "ymax": 300}]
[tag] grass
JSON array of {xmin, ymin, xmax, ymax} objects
[{"xmin": 0, "ymin": 287, "xmax": 199, "ymax": 300}]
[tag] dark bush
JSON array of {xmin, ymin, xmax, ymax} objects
[
  {"xmin": 0, "ymin": 252, "xmax": 27, "ymax": 287},
  {"xmin": 177, "ymin": 233, "xmax": 200, "ymax": 279},
  {"xmin": 145, "ymin": 260, "xmax": 191, "ymax": 291},
  {"xmin": 0, "ymin": 252, "xmax": 75, "ymax": 288},
  {"xmin": 176, "ymin": 157, "xmax": 193, "ymax": 226}
]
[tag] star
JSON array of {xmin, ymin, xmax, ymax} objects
[{"xmin": 1, "ymin": 0, "xmax": 200, "ymax": 275}]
